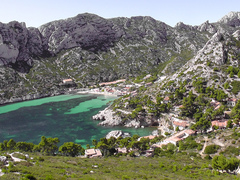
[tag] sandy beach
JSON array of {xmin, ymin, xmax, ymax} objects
[{"xmin": 77, "ymin": 90, "xmax": 118, "ymax": 97}]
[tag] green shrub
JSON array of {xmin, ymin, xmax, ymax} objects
[
  {"xmin": 179, "ymin": 138, "xmax": 202, "ymax": 151},
  {"xmin": 204, "ymin": 145, "xmax": 220, "ymax": 154},
  {"xmin": 204, "ymin": 155, "xmax": 212, "ymax": 160},
  {"xmin": 221, "ymin": 146, "xmax": 240, "ymax": 156},
  {"xmin": 189, "ymin": 152, "xmax": 197, "ymax": 157},
  {"xmin": 24, "ymin": 174, "xmax": 37, "ymax": 180},
  {"xmin": 197, "ymin": 144, "xmax": 203, "ymax": 151},
  {"xmin": 45, "ymin": 175, "xmax": 54, "ymax": 180},
  {"xmin": 224, "ymin": 82, "xmax": 230, "ymax": 89},
  {"xmin": 231, "ymin": 81, "xmax": 240, "ymax": 94},
  {"xmin": 122, "ymin": 175, "xmax": 131, "ymax": 180}
]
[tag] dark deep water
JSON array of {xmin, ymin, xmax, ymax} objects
[{"xmin": 0, "ymin": 94, "xmax": 155, "ymax": 147}]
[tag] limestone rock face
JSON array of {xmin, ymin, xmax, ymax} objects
[
  {"xmin": 27, "ymin": 27, "xmax": 46, "ymax": 57},
  {"xmin": 175, "ymin": 22, "xmax": 195, "ymax": 31},
  {"xmin": 233, "ymin": 30, "xmax": 240, "ymax": 40},
  {"xmin": 0, "ymin": 22, "xmax": 25, "ymax": 66},
  {"xmin": 39, "ymin": 13, "xmax": 121, "ymax": 53},
  {"xmin": 218, "ymin": 11, "xmax": 240, "ymax": 27},
  {"xmin": 0, "ymin": 21, "xmax": 48, "ymax": 72},
  {"xmin": 199, "ymin": 32, "xmax": 227, "ymax": 65},
  {"xmin": 0, "ymin": 12, "xmax": 240, "ymax": 104},
  {"xmin": 93, "ymin": 107, "xmax": 122, "ymax": 126},
  {"xmin": 105, "ymin": 130, "xmax": 131, "ymax": 139},
  {"xmin": 0, "ymin": 34, "xmax": 19, "ymax": 64},
  {"xmin": 197, "ymin": 21, "xmax": 217, "ymax": 34},
  {"xmin": 0, "ymin": 13, "xmax": 122, "ymax": 72},
  {"xmin": 105, "ymin": 130, "xmax": 123, "ymax": 139}
]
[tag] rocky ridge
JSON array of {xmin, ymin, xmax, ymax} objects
[
  {"xmin": 0, "ymin": 12, "xmax": 240, "ymax": 104},
  {"xmin": 168, "ymin": 29, "xmax": 240, "ymax": 90}
]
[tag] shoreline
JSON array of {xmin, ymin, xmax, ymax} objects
[
  {"xmin": 0, "ymin": 93, "xmax": 57, "ymax": 106},
  {"xmin": 77, "ymin": 90, "xmax": 119, "ymax": 97},
  {"xmin": 0, "ymin": 89, "xmax": 119, "ymax": 106}
]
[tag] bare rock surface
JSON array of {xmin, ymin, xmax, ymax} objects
[{"xmin": 93, "ymin": 107, "xmax": 122, "ymax": 126}]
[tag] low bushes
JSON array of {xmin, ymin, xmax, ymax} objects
[{"xmin": 204, "ymin": 145, "xmax": 220, "ymax": 154}]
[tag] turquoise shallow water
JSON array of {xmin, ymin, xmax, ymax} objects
[{"xmin": 0, "ymin": 94, "xmax": 155, "ymax": 147}]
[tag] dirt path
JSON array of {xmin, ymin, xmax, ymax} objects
[
  {"xmin": 200, "ymin": 136, "xmax": 208, "ymax": 156},
  {"xmin": 9, "ymin": 153, "xmax": 26, "ymax": 163}
]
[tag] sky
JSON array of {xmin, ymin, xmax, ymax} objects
[{"xmin": 0, "ymin": 0, "xmax": 239, "ymax": 28}]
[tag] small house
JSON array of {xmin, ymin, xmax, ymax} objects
[
  {"xmin": 170, "ymin": 116, "xmax": 189, "ymax": 131},
  {"xmin": 116, "ymin": 147, "xmax": 128, "ymax": 154},
  {"xmin": 85, "ymin": 149, "xmax": 102, "ymax": 158},
  {"xmin": 160, "ymin": 129, "xmax": 196, "ymax": 146},
  {"xmin": 172, "ymin": 120, "xmax": 189, "ymax": 131},
  {"xmin": 211, "ymin": 120, "xmax": 228, "ymax": 129},
  {"xmin": 63, "ymin": 79, "xmax": 73, "ymax": 84}
]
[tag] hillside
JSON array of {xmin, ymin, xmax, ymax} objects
[
  {"xmin": 0, "ymin": 153, "xmax": 233, "ymax": 180},
  {"xmin": 1, "ymin": 128, "xmax": 240, "ymax": 179},
  {"xmin": 105, "ymin": 13, "xmax": 240, "ymax": 129},
  {"xmin": 1, "ymin": 12, "xmax": 240, "ymax": 104}
]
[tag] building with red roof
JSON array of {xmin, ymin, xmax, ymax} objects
[{"xmin": 211, "ymin": 120, "xmax": 228, "ymax": 129}]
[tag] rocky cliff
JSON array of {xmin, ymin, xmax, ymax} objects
[{"xmin": 0, "ymin": 12, "xmax": 240, "ymax": 104}]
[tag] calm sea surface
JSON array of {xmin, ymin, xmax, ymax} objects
[{"xmin": 0, "ymin": 94, "xmax": 155, "ymax": 147}]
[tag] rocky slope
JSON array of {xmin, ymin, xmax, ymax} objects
[
  {"xmin": 106, "ymin": 12, "xmax": 240, "ymax": 128},
  {"xmin": 167, "ymin": 30, "xmax": 240, "ymax": 92},
  {"xmin": 0, "ymin": 12, "xmax": 240, "ymax": 104}
]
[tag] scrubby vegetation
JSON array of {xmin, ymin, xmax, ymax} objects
[
  {"xmin": 1, "ymin": 153, "xmax": 235, "ymax": 180},
  {"xmin": 1, "ymin": 128, "xmax": 240, "ymax": 179}
]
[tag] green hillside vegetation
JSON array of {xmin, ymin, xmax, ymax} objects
[
  {"xmin": 1, "ymin": 128, "xmax": 240, "ymax": 179},
  {"xmin": 0, "ymin": 153, "xmax": 236, "ymax": 180}
]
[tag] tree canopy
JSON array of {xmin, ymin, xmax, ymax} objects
[{"xmin": 59, "ymin": 142, "xmax": 84, "ymax": 157}]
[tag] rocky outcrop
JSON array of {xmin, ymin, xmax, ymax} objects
[
  {"xmin": 233, "ymin": 30, "xmax": 240, "ymax": 40},
  {"xmin": 175, "ymin": 22, "xmax": 195, "ymax": 31},
  {"xmin": 0, "ymin": 22, "xmax": 30, "ymax": 70},
  {"xmin": 93, "ymin": 107, "xmax": 122, "ymax": 126},
  {"xmin": 197, "ymin": 21, "xmax": 217, "ymax": 34},
  {"xmin": 218, "ymin": 11, "xmax": 240, "ymax": 27},
  {"xmin": 0, "ymin": 156, "xmax": 7, "ymax": 163},
  {"xmin": 39, "ymin": 13, "xmax": 122, "ymax": 53},
  {"xmin": 105, "ymin": 130, "xmax": 131, "ymax": 139},
  {"xmin": 93, "ymin": 107, "xmax": 159, "ymax": 128}
]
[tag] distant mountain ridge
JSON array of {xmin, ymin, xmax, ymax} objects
[{"xmin": 0, "ymin": 11, "xmax": 240, "ymax": 104}]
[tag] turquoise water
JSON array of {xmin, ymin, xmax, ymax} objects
[{"xmin": 0, "ymin": 94, "xmax": 155, "ymax": 147}]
